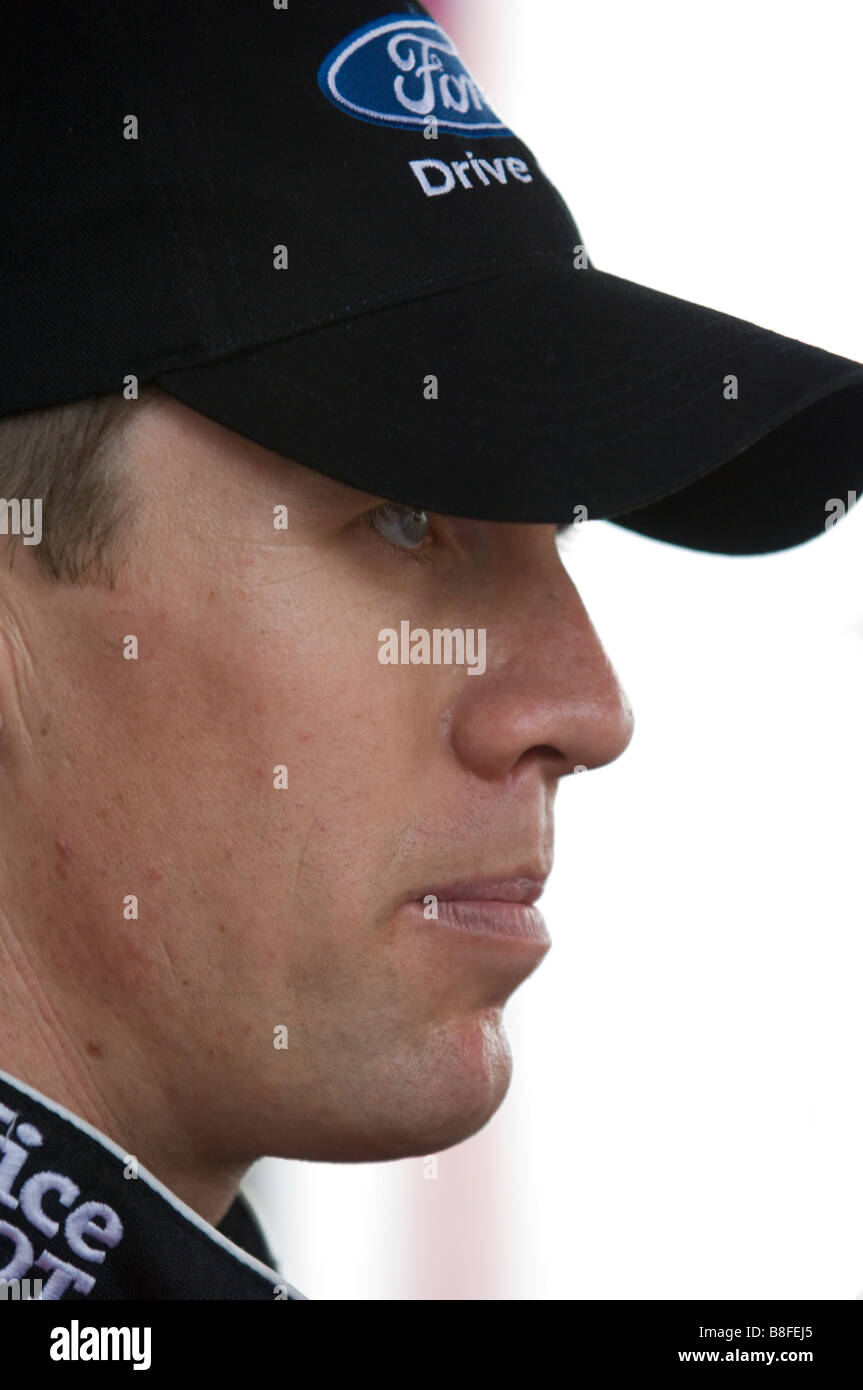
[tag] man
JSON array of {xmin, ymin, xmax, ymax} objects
[{"xmin": 0, "ymin": 1, "xmax": 860, "ymax": 1302}]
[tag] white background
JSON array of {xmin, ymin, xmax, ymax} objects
[{"xmin": 247, "ymin": 0, "xmax": 863, "ymax": 1299}]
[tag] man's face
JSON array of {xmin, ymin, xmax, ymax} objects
[{"xmin": 1, "ymin": 392, "xmax": 633, "ymax": 1168}]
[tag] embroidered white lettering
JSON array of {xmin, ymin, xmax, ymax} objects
[
  {"xmin": 0, "ymin": 1101, "xmax": 124, "ymax": 1297},
  {"xmin": 20, "ymin": 1170, "xmax": 80, "ymax": 1238},
  {"xmin": 408, "ymin": 151, "xmax": 533, "ymax": 198}
]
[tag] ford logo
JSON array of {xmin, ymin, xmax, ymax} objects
[{"xmin": 318, "ymin": 13, "xmax": 512, "ymax": 137}]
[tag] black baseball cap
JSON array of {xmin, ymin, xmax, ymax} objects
[{"xmin": 3, "ymin": 0, "xmax": 862, "ymax": 553}]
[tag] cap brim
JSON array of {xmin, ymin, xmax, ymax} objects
[{"xmin": 155, "ymin": 257, "xmax": 863, "ymax": 554}]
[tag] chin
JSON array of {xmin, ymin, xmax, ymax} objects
[{"xmin": 302, "ymin": 1009, "xmax": 515, "ymax": 1162}]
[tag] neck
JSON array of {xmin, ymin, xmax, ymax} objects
[{"xmin": 0, "ymin": 913, "xmax": 247, "ymax": 1229}]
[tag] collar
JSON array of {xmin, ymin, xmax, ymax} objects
[{"xmin": 0, "ymin": 1068, "xmax": 306, "ymax": 1300}]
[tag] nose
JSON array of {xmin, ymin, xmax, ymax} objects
[{"xmin": 448, "ymin": 543, "xmax": 635, "ymax": 784}]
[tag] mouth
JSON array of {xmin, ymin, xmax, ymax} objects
[
  {"xmin": 421, "ymin": 875, "xmax": 548, "ymax": 906},
  {"xmin": 402, "ymin": 871, "xmax": 552, "ymax": 949}
]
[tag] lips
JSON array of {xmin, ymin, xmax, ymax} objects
[
  {"xmin": 416, "ymin": 875, "xmax": 548, "ymax": 907},
  {"xmin": 401, "ymin": 871, "xmax": 552, "ymax": 949}
]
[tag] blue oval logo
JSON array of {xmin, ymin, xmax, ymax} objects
[{"xmin": 318, "ymin": 12, "xmax": 512, "ymax": 138}]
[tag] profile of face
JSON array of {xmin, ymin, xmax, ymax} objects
[{"xmin": 0, "ymin": 390, "xmax": 633, "ymax": 1198}]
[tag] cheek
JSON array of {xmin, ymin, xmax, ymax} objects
[{"xmin": 163, "ymin": 622, "xmax": 436, "ymax": 922}]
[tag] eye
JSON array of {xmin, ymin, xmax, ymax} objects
[{"xmin": 367, "ymin": 502, "xmax": 433, "ymax": 554}]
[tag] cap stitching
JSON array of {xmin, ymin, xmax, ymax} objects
[
  {"xmin": 151, "ymin": 254, "xmax": 779, "ymax": 404},
  {"xmin": 148, "ymin": 246, "xmax": 575, "ymax": 376},
  {"xmin": 200, "ymin": 317, "xmax": 765, "ymax": 428},
  {"xmin": 529, "ymin": 337, "xmax": 809, "ymax": 451},
  {"xmin": 465, "ymin": 325, "xmax": 768, "ymax": 414},
  {"xmin": 245, "ymin": 329, "xmax": 804, "ymax": 457}
]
